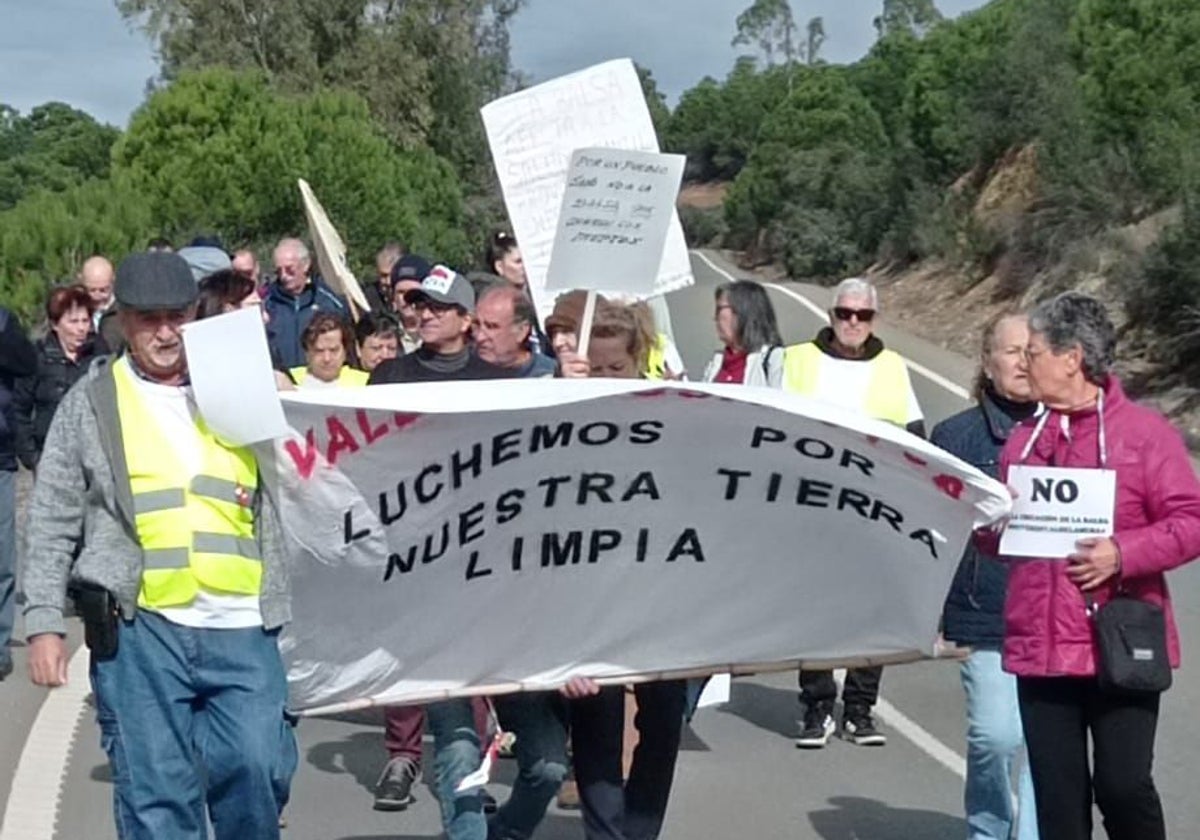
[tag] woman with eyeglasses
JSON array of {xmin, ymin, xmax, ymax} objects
[
  {"xmin": 701, "ymin": 280, "xmax": 785, "ymax": 387},
  {"xmin": 932, "ymin": 310, "xmax": 1039, "ymax": 840},
  {"xmin": 980, "ymin": 292, "xmax": 1200, "ymax": 840},
  {"xmin": 783, "ymin": 276, "xmax": 925, "ymax": 750}
]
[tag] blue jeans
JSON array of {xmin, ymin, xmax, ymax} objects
[
  {"xmin": 961, "ymin": 650, "xmax": 1038, "ymax": 840},
  {"xmin": 90, "ymin": 610, "xmax": 297, "ymax": 840},
  {"xmin": 0, "ymin": 470, "xmax": 15, "ymax": 665},
  {"xmin": 427, "ymin": 694, "xmax": 569, "ymax": 840},
  {"xmin": 427, "ymin": 698, "xmax": 487, "ymax": 840}
]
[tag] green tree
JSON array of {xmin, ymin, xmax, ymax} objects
[
  {"xmin": 636, "ymin": 64, "xmax": 672, "ymax": 143},
  {"xmin": 725, "ymin": 67, "xmax": 892, "ymax": 275},
  {"xmin": 732, "ymin": 0, "xmax": 797, "ymax": 66},
  {"xmin": 0, "ymin": 103, "xmax": 120, "ymax": 209},
  {"xmin": 116, "ymin": 0, "xmax": 525, "ymax": 188},
  {"xmin": 1073, "ymin": 0, "xmax": 1200, "ymax": 199},
  {"xmin": 110, "ymin": 68, "xmax": 468, "ymax": 263},
  {"xmin": 0, "ymin": 174, "xmax": 155, "ymax": 323},
  {"xmin": 873, "ymin": 0, "xmax": 944, "ymax": 39},
  {"xmin": 804, "ymin": 17, "xmax": 826, "ymax": 65}
]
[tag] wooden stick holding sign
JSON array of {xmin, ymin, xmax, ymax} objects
[{"xmin": 576, "ymin": 290, "xmax": 598, "ymax": 358}]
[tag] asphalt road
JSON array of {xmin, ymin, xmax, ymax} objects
[{"xmin": 4, "ymin": 249, "xmax": 1200, "ymax": 839}]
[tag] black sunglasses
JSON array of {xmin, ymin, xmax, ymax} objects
[{"xmin": 832, "ymin": 307, "xmax": 876, "ymax": 323}]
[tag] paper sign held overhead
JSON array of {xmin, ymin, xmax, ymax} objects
[
  {"xmin": 1000, "ymin": 466, "xmax": 1116, "ymax": 558},
  {"xmin": 184, "ymin": 307, "xmax": 288, "ymax": 446},
  {"xmin": 480, "ymin": 58, "xmax": 694, "ymax": 312},
  {"xmin": 545, "ymin": 148, "xmax": 685, "ymax": 295}
]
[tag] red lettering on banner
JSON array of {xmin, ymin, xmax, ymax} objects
[
  {"xmin": 864, "ymin": 435, "xmax": 880, "ymax": 447},
  {"xmin": 283, "ymin": 428, "xmax": 319, "ymax": 480},
  {"xmin": 357, "ymin": 410, "xmax": 390, "ymax": 445},
  {"xmin": 933, "ymin": 474, "xmax": 965, "ymax": 500},
  {"xmin": 326, "ymin": 417, "xmax": 361, "ymax": 465},
  {"xmin": 631, "ymin": 389, "xmax": 668, "ymax": 399},
  {"xmin": 394, "ymin": 413, "xmax": 420, "ymax": 431},
  {"xmin": 904, "ymin": 452, "xmax": 928, "ymax": 468}
]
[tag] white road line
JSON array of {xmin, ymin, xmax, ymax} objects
[
  {"xmin": 1, "ymin": 647, "xmax": 91, "ymax": 840},
  {"xmin": 694, "ymin": 249, "xmax": 970, "ymax": 780},
  {"xmin": 692, "ymin": 251, "xmax": 972, "ymax": 401}
]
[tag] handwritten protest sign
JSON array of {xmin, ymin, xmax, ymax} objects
[
  {"xmin": 481, "ymin": 59, "xmax": 694, "ymax": 312},
  {"xmin": 546, "ymin": 148, "xmax": 685, "ymax": 294},
  {"xmin": 259, "ymin": 381, "xmax": 1010, "ymax": 715},
  {"xmin": 1000, "ymin": 465, "xmax": 1116, "ymax": 558}
]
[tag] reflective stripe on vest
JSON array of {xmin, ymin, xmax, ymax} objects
[
  {"xmin": 112, "ymin": 357, "xmax": 262, "ymax": 609},
  {"xmin": 782, "ymin": 342, "xmax": 912, "ymax": 427},
  {"xmin": 644, "ymin": 334, "xmax": 669, "ymax": 380},
  {"xmin": 289, "ymin": 366, "xmax": 369, "ymax": 388}
]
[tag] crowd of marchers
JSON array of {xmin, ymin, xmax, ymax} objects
[{"xmin": 2, "ymin": 229, "xmax": 1199, "ymax": 840}]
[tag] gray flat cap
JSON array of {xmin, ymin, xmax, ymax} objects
[
  {"xmin": 177, "ymin": 245, "xmax": 232, "ymax": 282},
  {"xmin": 115, "ymin": 251, "xmax": 199, "ymax": 311}
]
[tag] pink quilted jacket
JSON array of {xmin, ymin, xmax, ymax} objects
[{"xmin": 995, "ymin": 377, "xmax": 1200, "ymax": 677}]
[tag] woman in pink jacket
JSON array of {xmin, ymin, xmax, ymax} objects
[{"xmin": 993, "ymin": 292, "xmax": 1200, "ymax": 840}]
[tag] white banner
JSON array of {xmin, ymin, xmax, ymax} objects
[
  {"xmin": 263, "ymin": 381, "xmax": 1010, "ymax": 715},
  {"xmin": 480, "ymin": 59, "xmax": 694, "ymax": 314}
]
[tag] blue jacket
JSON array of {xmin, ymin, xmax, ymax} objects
[
  {"xmin": 933, "ymin": 392, "xmax": 1028, "ymax": 648},
  {"xmin": 263, "ymin": 275, "xmax": 348, "ymax": 369}
]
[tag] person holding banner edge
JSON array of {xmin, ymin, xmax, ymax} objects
[
  {"xmin": 785, "ymin": 276, "xmax": 925, "ymax": 749},
  {"xmin": 933, "ymin": 310, "xmax": 1039, "ymax": 840},
  {"xmin": 982, "ymin": 292, "xmax": 1200, "ymax": 840},
  {"xmin": 368, "ymin": 266, "xmax": 570, "ymax": 840},
  {"xmin": 560, "ymin": 299, "xmax": 688, "ymax": 840}
]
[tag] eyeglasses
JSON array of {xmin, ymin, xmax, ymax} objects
[
  {"xmin": 413, "ymin": 299, "xmax": 459, "ymax": 317},
  {"xmin": 832, "ymin": 307, "xmax": 875, "ymax": 323}
]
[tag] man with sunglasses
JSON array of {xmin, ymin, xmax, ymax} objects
[
  {"xmin": 367, "ymin": 265, "xmax": 507, "ymax": 384},
  {"xmin": 783, "ymin": 276, "xmax": 925, "ymax": 750}
]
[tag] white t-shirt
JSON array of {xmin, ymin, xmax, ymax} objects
[
  {"xmin": 126, "ymin": 366, "xmax": 263, "ymax": 629},
  {"xmin": 807, "ymin": 353, "xmax": 923, "ymax": 424}
]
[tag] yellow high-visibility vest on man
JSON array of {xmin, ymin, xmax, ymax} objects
[
  {"xmin": 23, "ymin": 251, "xmax": 296, "ymax": 840},
  {"xmin": 785, "ymin": 277, "xmax": 926, "ymax": 753}
]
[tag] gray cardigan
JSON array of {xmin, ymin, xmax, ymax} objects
[{"xmin": 22, "ymin": 357, "xmax": 291, "ymax": 638}]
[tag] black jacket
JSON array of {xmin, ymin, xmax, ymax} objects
[
  {"xmin": 0, "ymin": 309, "xmax": 38, "ymax": 472},
  {"xmin": 934, "ymin": 390, "xmax": 1037, "ymax": 647},
  {"xmin": 13, "ymin": 333, "xmax": 100, "ymax": 470}
]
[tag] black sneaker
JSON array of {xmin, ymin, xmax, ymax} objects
[
  {"xmin": 842, "ymin": 708, "xmax": 886, "ymax": 746},
  {"xmin": 481, "ymin": 788, "xmax": 499, "ymax": 814},
  {"xmin": 373, "ymin": 757, "xmax": 418, "ymax": 811},
  {"xmin": 795, "ymin": 707, "xmax": 836, "ymax": 749}
]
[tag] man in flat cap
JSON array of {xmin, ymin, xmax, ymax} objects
[{"xmin": 24, "ymin": 251, "xmax": 296, "ymax": 839}]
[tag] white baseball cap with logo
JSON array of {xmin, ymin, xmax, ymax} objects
[{"xmin": 404, "ymin": 264, "xmax": 475, "ymax": 313}]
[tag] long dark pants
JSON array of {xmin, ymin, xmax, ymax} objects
[
  {"xmin": 1017, "ymin": 676, "xmax": 1165, "ymax": 840},
  {"xmin": 798, "ymin": 666, "xmax": 883, "ymax": 712},
  {"xmin": 570, "ymin": 680, "xmax": 687, "ymax": 840}
]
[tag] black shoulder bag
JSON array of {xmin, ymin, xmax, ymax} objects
[{"xmin": 1089, "ymin": 592, "xmax": 1172, "ymax": 695}]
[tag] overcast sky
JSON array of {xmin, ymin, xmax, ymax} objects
[{"xmin": 2, "ymin": 0, "xmax": 988, "ymax": 128}]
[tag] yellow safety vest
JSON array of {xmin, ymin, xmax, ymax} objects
[
  {"xmin": 782, "ymin": 342, "xmax": 913, "ymax": 427},
  {"xmin": 644, "ymin": 334, "xmax": 670, "ymax": 380},
  {"xmin": 112, "ymin": 358, "xmax": 262, "ymax": 609},
  {"xmin": 289, "ymin": 366, "xmax": 369, "ymax": 388}
]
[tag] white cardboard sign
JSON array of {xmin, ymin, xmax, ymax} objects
[
  {"xmin": 1000, "ymin": 466, "xmax": 1116, "ymax": 558},
  {"xmin": 480, "ymin": 59, "xmax": 694, "ymax": 312},
  {"xmin": 545, "ymin": 148, "xmax": 685, "ymax": 295}
]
